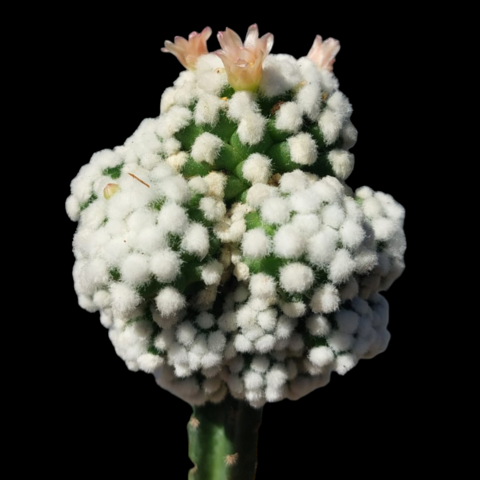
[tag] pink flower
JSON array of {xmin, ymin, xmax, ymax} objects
[
  {"xmin": 307, "ymin": 35, "xmax": 340, "ymax": 72},
  {"xmin": 162, "ymin": 27, "xmax": 212, "ymax": 70},
  {"xmin": 216, "ymin": 24, "xmax": 274, "ymax": 91}
]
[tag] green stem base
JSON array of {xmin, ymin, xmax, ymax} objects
[{"xmin": 188, "ymin": 395, "xmax": 264, "ymax": 480}]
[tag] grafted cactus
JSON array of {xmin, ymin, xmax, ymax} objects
[{"xmin": 66, "ymin": 24, "xmax": 406, "ymax": 479}]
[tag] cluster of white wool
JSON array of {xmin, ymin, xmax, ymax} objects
[
  {"xmin": 239, "ymin": 173, "xmax": 384, "ymax": 294},
  {"xmin": 158, "ymin": 53, "xmax": 356, "ymax": 179},
  {"xmin": 67, "ymin": 148, "xmax": 232, "ymax": 318},
  {"xmin": 101, "ymin": 286, "xmax": 390, "ymax": 408},
  {"xmin": 355, "ymin": 187, "xmax": 406, "ymax": 296},
  {"xmin": 67, "ymin": 50, "xmax": 405, "ymax": 408}
]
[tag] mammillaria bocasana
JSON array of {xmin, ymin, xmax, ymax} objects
[{"xmin": 66, "ymin": 24, "xmax": 406, "ymax": 479}]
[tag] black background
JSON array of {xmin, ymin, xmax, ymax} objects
[{"xmin": 53, "ymin": 9, "xmax": 433, "ymax": 478}]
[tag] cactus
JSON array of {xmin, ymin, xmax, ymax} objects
[{"xmin": 66, "ymin": 24, "xmax": 406, "ymax": 479}]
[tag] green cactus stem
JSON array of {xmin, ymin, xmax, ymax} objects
[{"xmin": 188, "ymin": 395, "xmax": 263, "ymax": 480}]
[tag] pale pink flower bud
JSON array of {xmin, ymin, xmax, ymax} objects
[
  {"xmin": 307, "ymin": 35, "xmax": 340, "ymax": 72},
  {"xmin": 104, "ymin": 183, "xmax": 120, "ymax": 199},
  {"xmin": 216, "ymin": 24, "xmax": 274, "ymax": 92},
  {"xmin": 162, "ymin": 27, "xmax": 212, "ymax": 70}
]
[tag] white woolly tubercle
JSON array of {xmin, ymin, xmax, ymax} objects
[
  {"xmin": 249, "ymin": 273, "xmax": 277, "ymax": 299},
  {"xmin": 275, "ymin": 102, "xmax": 303, "ymax": 133},
  {"xmin": 242, "ymin": 154, "xmax": 272, "ymax": 185},
  {"xmin": 181, "ymin": 223, "xmax": 210, "ymax": 259},
  {"xmin": 310, "ymin": 284, "xmax": 340, "ymax": 314},
  {"xmin": 191, "ymin": 133, "xmax": 223, "ymax": 166},
  {"xmin": 156, "ymin": 287, "xmax": 186, "ymax": 316},
  {"xmin": 274, "ymin": 225, "xmax": 304, "ymax": 259},
  {"xmin": 288, "ymin": 133, "xmax": 318, "ymax": 166},
  {"xmin": 279, "ymin": 263, "xmax": 314, "ymax": 293},
  {"xmin": 199, "ymin": 197, "xmax": 226, "ymax": 222},
  {"xmin": 261, "ymin": 197, "xmax": 291, "ymax": 225},
  {"xmin": 201, "ymin": 261, "xmax": 224, "ymax": 286},
  {"xmin": 328, "ymin": 150, "xmax": 354, "ymax": 180}
]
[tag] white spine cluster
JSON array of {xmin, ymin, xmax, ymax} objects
[{"xmin": 67, "ymin": 51, "xmax": 405, "ymax": 408}]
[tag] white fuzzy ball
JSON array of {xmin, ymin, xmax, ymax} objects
[
  {"xmin": 244, "ymin": 371, "xmax": 264, "ymax": 390},
  {"xmin": 193, "ymin": 312, "xmax": 213, "ymax": 330},
  {"xmin": 155, "ymin": 287, "xmax": 186, "ymax": 316},
  {"xmin": 242, "ymin": 228, "xmax": 271, "ymax": 259},
  {"xmin": 306, "ymin": 315, "xmax": 331, "ymax": 337},
  {"xmin": 251, "ymin": 356, "xmax": 270, "ymax": 373},
  {"xmin": 150, "ymin": 249, "xmax": 182, "ymax": 283},
  {"xmin": 158, "ymin": 203, "xmax": 189, "ymax": 234},
  {"xmin": 362, "ymin": 197, "xmax": 383, "ymax": 218},
  {"xmin": 310, "ymin": 284, "xmax": 340, "ymax": 314},
  {"xmin": 246, "ymin": 184, "xmax": 277, "ymax": 208},
  {"xmin": 334, "ymin": 354, "xmax": 358, "ymax": 375},
  {"xmin": 159, "ymin": 176, "xmax": 190, "ymax": 204},
  {"xmin": 322, "ymin": 204, "xmax": 345, "ymax": 229},
  {"xmin": 279, "ymin": 170, "xmax": 311, "ymax": 194},
  {"xmin": 260, "ymin": 54, "xmax": 303, "ymax": 97},
  {"xmin": 275, "ymin": 101, "xmax": 303, "ymax": 133},
  {"xmin": 280, "ymin": 302, "xmax": 306, "ymax": 318},
  {"xmin": 93, "ymin": 290, "xmax": 111, "ymax": 309},
  {"xmin": 372, "ymin": 217, "xmax": 397, "ymax": 242},
  {"xmin": 150, "ymin": 162, "xmax": 175, "ymax": 181},
  {"xmin": 276, "ymin": 315, "xmax": 297, "ymax": 340},
  {"xmin": 329, "ymin": 249, "xmax": 356, "ymax": 284},
  {"xmin": 288, "ymin": 132, "xmax": 318, "ymax": 166},
  {"xmin": 328, "ymin": 150, "xmax": 354, "ymax": 180},
  {"xmin": 237, "ymin": 114, "xmax": 267, "ymax": 145},
  {"xmin": 110, "ymin": 282, "xmax": 141, "ymax": 313},
  {"xmin": 255, "ymin": 335, "xmax": 276, "ymax": 353},
  {"xmin": 266, "ymin": 364, "xmax": 288, "ymax": 389},
  {"xmin": 176, "ymin": 321, "xmax": 197, "ymax": 347},
  {"xmin": 208, "ymin": 331, "xmax": 227, "ymax": 354},
  {"xmin": 199, "ymin": 197, "xmax": 226, "ymax": 222},
  {"xmin": 307, "ymin": 227, "xmax": 338, "ymax": 266},
  {"xmin": 273, "ymin": 225, "xmax": 305, "ymax": 259},
  {"xmin": 354, "ymin": 247, "xmax": 379, "ymax": 275},
  {"xmin": 66, "ymin": 195, "xmax": 81, "ymax": 221},
  {"xmin": 249, "ymin": 273, "xmax": 277, "ymax": 299},
  {"xmin": 242, "ymin": 154, "xmax": 272, "ymax": 184},
  {"xmin": 319, "ymin": 108, "xmax": 342, "ymax": 145},
  {"xmin": 340, "ymin": 219, "xmax": 365, "ymax": 250},
  {"xmin": 290, "ymin": 214, "xmax": 321, "ymax": 238},
  {"xmin": 181, "ymin": 223, "xmax": 210, "ymax": 259},
  {"xmin": 205, "ymin": 172, "xmax": 227, "ymax": 198},
  {"xmin": 120, "ymin": 253, "xmax": 150, "ymax": 286},
  {"xmin": 289, "ymin": 189, "xmax": 321, "ymax": 214},
  {"xmin": 279, "ymin": 263, "xmax": 314, "ymax": 293},
  {"xmin": 308, "ymin": 346, "xmax": 335, "ymax": 368},
  {"xmin": 188, "ymin": 177, "xmax": 208, "ymax": 195},
  {"xmin": 228, "ymin": 91, "xmax": 256, "ymax": 120},
  {"xmin": 194, "ymin": 94, "xmax": 224, "ymax": 125},
  {"xmin": 166, "ymin": 152, "xmax": 188, "ymax": 172},
  {"xmin": 328, "ymin": 331, "xmax": 354, "ymax": 353},
  {"xmin": 201, "ymin": 261, "xmax": 224, "ymax": 286},
  {"xmin": 157, "ymin": 106, "xmax": 192, "ymax": 137},
  {"xmin": 261, "ymin": 197, "xmax": 291, "ymax": 225},
  {"xmin": 257, "ymin": 309, "xmax": 277, "ymax": 332},
  {"xmin": 297, "ymin": 82, "xmax": 321, "ymax": 120},
  {"xmin": 234, "ymin": 334, "xmax": 254, "ymax": 353},
  {"xmin": 191, "ymin": 132, "xmax": 223, "ymax": 165},
  {"xmin": 236, "ymin": 304, "xmax": 257, "ymax": 329}
]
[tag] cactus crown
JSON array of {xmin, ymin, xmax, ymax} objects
[{"xmin": 66, "ymin": 25, "xmax": 406, "ymax": 409}]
